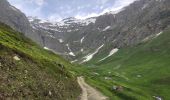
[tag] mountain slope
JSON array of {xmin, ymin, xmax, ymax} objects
[
  {"xmin": 28, "ymin": 0, "xmax": 170, "ymax": 63},
  {"xmin": 81, "ymin": 28, "xmax": 170, "ymax": 100},
  {"xmin": 0, "ymin": 0, "xmax": 45, "ymax": 47},
  {"xmin": 0, "ymin": 22, "xmax": 80, "ymax": 99},
  {"xmin": 0, "ymin": 0, "xmax": 32, "ymax": 36}
]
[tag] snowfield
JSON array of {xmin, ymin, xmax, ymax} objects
[
  {"xmin": 99, "ymin": 48, "xmax": 119, "ymax": 62},
  {"xmin": 81, "ymin": 44, "xmax": 104, "ymax": 63}
]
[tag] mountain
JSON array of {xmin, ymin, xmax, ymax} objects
[
  {"xmin": 29, "ymin": 0, "xmax": 170, "ymax": 64},
  {"xmin": 1, "ymin": 0, "xmax": 169, "ymax": 63},
  {"xmin": 0, "ymin": 0, "xmax": 44, "ymax": 47},
  {"xmin": 28, "ymin": 16, "xmax": 97, "ymax": 60},
  {"xmin": 0, "ymin": 0, "xmax": 31, "ymax": 35}
]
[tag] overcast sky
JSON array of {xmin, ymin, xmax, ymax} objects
[{"xmin": 8, "ymin": 0, "xmax": 135, "ymax": 21}]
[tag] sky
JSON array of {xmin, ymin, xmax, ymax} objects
[{"xmin": 8, "ymin": 0, "xmax": 135, "ymax": 21}]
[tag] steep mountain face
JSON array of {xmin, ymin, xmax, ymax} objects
[
  {"xmin": 0, "ymin": 0, "xmax": 44, "ymax": 46},
  {"xmin": 28, "ymin": 16, "xmax": 97, "ymax": 60},
  {"xmin": 97, "ymin": 0, "xmax": 170, "ymax": 47},
  {"xmin": 29, "ymin": 0, "xmax": 170, "ymax": 63},
  {"xmin": 0, "ymin": 0, "xmax": 32, "ymax": 35}
]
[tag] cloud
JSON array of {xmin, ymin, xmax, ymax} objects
[
  {"xmin": 28, "ymin": 0, "xmax": 45, "ymax": 6},
  {"xmin": 75, "ymin": 13, "xmax": 99, "ymax": 19},
  {"xmin": 8, "ymin": 0, "xmax": 136, "ymax": 21},
  {"xmin": 47, "ymin": 14, "xmax": 62, "ymax": 22},
  {"xmin": 101, "ymin": 0, "xmax": 109, "ymax": 4},
  {"xmin": 75, "ymin": 0, "xmax": 136, "ymax": 19},
  {"xmin": 34, "ymin": 0, "xmax": 45, "ymax": 6},
  {"xmin": 8, "ymin": 0, "xmax": 46, "ymax": 18},
  {"xmin": 97, "ymin": 0, "xmax": 109, "ymax": 5}
]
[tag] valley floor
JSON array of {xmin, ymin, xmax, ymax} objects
[{"xmin": 77, "ymin": 77, "xmax": 108, "ymax": 100}]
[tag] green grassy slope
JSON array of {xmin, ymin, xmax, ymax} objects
[
  {"xmin": 80, "ymin": 29, "xmax": 170, "ymax": 100},
  {"xmin": 0, "ymin": 23, "xmax": 80, "ymax": 99}
]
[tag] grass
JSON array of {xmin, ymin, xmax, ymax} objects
[
  {"xmin": 1, "ymin": 20, "xmax": 170, "ymax": 99},
  {"xmin": 0, "ymin": 23, "xmax": 81, "ymax": 99},
  {"xmin": 77, "ymin": 29, "xmax": 170, "ymax": 100}
]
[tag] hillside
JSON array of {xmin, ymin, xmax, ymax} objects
[
  {"xmin": 0, "ymin": 22, "xmax": 80, "ymax": 99},
  {"xmin": 79, "ymin": 28, "xmax": 170, "ymax": 100}
]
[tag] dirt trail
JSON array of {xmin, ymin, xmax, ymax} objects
[{"xmin": 77, "ymin": 76, "xmax": 108, "ymax": 100}]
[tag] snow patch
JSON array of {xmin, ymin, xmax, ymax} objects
[
  {"xmin": 28, "ymin": 17, "xmax": 34, "ymax": 22},
  {"xmin": 58, "ymin": 39, "xmax": 64, "ymax": 43},
  {"xmin": 80, "ymin": 37, "xmax": 85, "ymax": 43},
  {"xmin": 107, "ymin": 8, "xmax": 125, "ymax": 15},
  {"xmin": 57, "ymin": 21, "xmax": 66, "ymax": 26},
  {"xmin": 66, "ymin": 44, "xmax": 76, "ymax": 56},
  {"xmin": 153, "ymin": 96, "xmax": 162, "ymax": 100},
  {"xmin": 44, "ymin": 47, "xmax": 50, "ymax": 50},
  {"xmin": 46, "ymin": 34, "xmax": 55, "ymax": 38},
  {"xmin": 83, "ymin": 18, "xmax": 96, "ymax": 25},
  {"xmin": 69, "ymin": 52, "xmax": 76, "ymax": 56},
  {"xmin": 156, "ymin": 0, "xmax": 163, "ymax": 2},
  {"xmin": 142, "ymin": 31, "xmax": 163, "ymax": 42},
  {"xmin": 156, "ymin": 31, "xmax": 163, "ymax": 37},
  {"xmin": 57, "ymin": 17, "xmax": 96, "ymax": 26},
  {"xmin": 81, "ymin": 44, "xmax": 104, "ymax": 63},
  {"xmin": 39, "ymin": 19, "xmax": 48, "ymax": 24},
  {"xmin": 71, "ymin": 59, "xmax": 78, "ymax": 63},
  {"xmin": 67, "ymin": 30, "xmax": 72, "ymax": 32},
  {"xmin": 99, "ymin": 48, "xmax": 119, "ymax": 62},
  {"xmin": 142, "ymin": 4, "xmax": 148, "ymax": 10},
  {"xmin": 102, "ymin": 26, "xmax": 111, "ymax": 31}
]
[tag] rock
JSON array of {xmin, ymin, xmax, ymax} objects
[
  {"xmin": 153, "ymin": 96, "xmax": 162, "ymax": 100},
  {"xmin": 93, "ymin": 72, "xmax": 99, "ymax": 76},
  {"xmin": 24, "ymin": 70, "xmax": 28, "ymax": 74},
  {"xmin": 104, "ymin": 77, "xmax": 112, "ymax": 80},
  {"xmin": 0, "ymin": 62, "xmax": 2, "ymax": 67},
  {"xmin": 113, "ymin": 86, "xmax": 124, "ymax": 92},
  {"xmin": 58, "ymin": 64, "xmax": 62, "ymax": 67},
  {"xmin": 137, "ymin": 75, "xmax": 142, "ymax": 78},
  {"xmin": 13, "ymin": 56, "xmax": 20, "ymax": 61},
  {"xmin": 48, "ymin": 91, "xmax": 52, "ymax": 96},
  {"xmin": 112, "ymin": 86, "xmax": 117, "ymax": 90}
]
